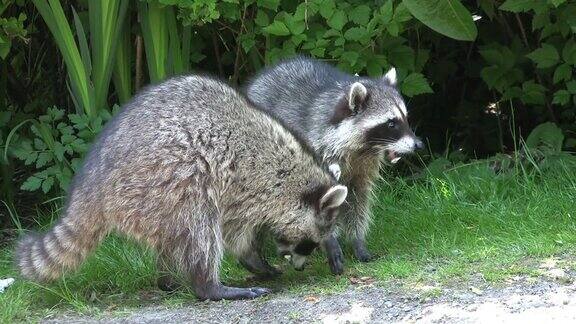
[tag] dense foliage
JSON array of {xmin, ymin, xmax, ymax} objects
[{"xmin": 1, "ymin": 0, "xmax": 575, "ymax": 229}]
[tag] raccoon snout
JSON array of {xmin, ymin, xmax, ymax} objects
[
  {"xmin": 291, "ymin": 254, "xmax": 307, "ymax": 271},
  {"xmin": 414, "ymin": 138, "xmax": 424, "ymax": 150}
]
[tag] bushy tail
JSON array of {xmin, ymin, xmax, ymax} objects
[{"xmin": 15, "ymin": 214, "xmax": 107, "ymax": 282}]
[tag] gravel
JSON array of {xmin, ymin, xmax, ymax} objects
[{"xmin": 43, "ymin": 274, "xmax": 576, "ymax": 323}]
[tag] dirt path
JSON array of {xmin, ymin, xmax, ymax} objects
[{"xmin": 43, "ymin": 275, "xmax": 576, "ymax": 323}]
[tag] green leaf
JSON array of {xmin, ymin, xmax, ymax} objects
[
  {"xmin": 54, "ymin": 142, "xmax": 66, "ymax": 161},
  {"xmin": 41, "ymin": 177, "xmax": 54, "ymax": 194},
  {"xmin": 479, "ymin": 0, "xmax": 496, "ymax": 18},
  {"xmin": 255, "ymin": 10, "xmax": 269, "ymax": 27},
  {"xmin": 402, "ymin": 0, "xmax": 477, "ymax": 41},
  {"xmin": 24, "ymin": 152, "xmax": 38, "ymax": 166},
  {"xmin": 562, "ymin": 39, "xmax": 576, "ymax": 65},
  {"xmin": 553, "ymin": 90, "xmax": 571, "ymax": 105},
  {"xmin": 532, "ymin": 11, "xmax": 549, "ymax": 31},
  {"xmin": 240, "ymin": 35, "xmax": 255, "ymax": 53},
  {"xmin": 319, "ymin": 0, "xmax": 336, "ymax": 19},
  {"xmin": 526, "ymin": 43, "xmax": 559, "ymax": 68},
  {"xmin": 341, "ymin": 51, "xmax": 360, "ymax": 66},
  {"xmin": 380, "ymin": 0, "xmax": 393, "ymax": 23},
  {"xmin": 553, "ymin": 63, "xmax": 572, "ymax": 84},
  {"xmin": 0, "ymin": 111, "xmax": 10, "ymax": 127},
  {"xmin": 386, "ymin": 21, "xmax": 400, "ymax": 36},
  {"xmin": 33, "ymin": 138, "xmax": 46, "ymax": 150},
  {"xmin": 550, "ymin": 0, "xmax": 566, "ymax": 7},
  {"xmin": 285, "ymin": 16, "xmax": 306, "ymax": 35},
  {"xmin": 0, "ymin": 38, "xmax": 10, "ymax": 59},
  {"xmin": 349, "ymin": 5, "xmax": 371, "ymax": 25},
  {"xmin": 499, "ymin": 0, "xmax": 537, "ymax": 12},
  {"xmin": 366, "ymin": 60, "xmax": 383, "ymax": 77},
  {"xmin": 567, "ymin": 80, "xmax": 576, "ymax": 94},
  {"xmin": 334, "ymin": 37, "xmax": 345, "ymax": 46},
  {"xmin": 327, "ymin": 10, "xmax": 347, "ymax": 31},
  {"xmin": 502, "ymin": 86, "xmax": 523, "ymax": 101},
  {"xmin": 36, "ymin": 152, "xmax": 51, "ymax": 168},
  {"xmin": 388, "ymin": 45, "xmax": 415, "ymax": 70},
  {"xmin": 21, "ymin": 176, "xmax": 42, "ymax": 191},
  {"xmin": 401, "ymin": 73, "xmax": 433, "ymax": 97},
  {"xmin": 521, "ymin": 80, "xmax": 546, "ymax": 105},
  {"xmin": 263, "ymin": 20, "xmax": 290, "ymax": 36},
  {"xmin": 257, "ymin": 0, "xmax": 280, "ymax": 11},
  {"xmin": 526, "ymin": 122, "xmax": 564, "ymax": 151},
  {"xmin": 291, "ymin": 34, "xmax": 307, "ymax": 46},
  {"xmin": 343, "ymin": 27, "xmax": 368, "ymax": 41},
  {"xmin": 310, "ymin": 47, "xmax": 325, "ymax": 57},
  {"xmin": 393, "ymin": 3, "xmax": 412, "ymax": 22}
]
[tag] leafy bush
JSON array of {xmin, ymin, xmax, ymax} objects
[
  {"xmin": 11, "ymin": 107, "xmax": 116, "ymax": 194},
  {"xmin": 1, "ymin": 0, "xmax": 576, "ymax": 228}
]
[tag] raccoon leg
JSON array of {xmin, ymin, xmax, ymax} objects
[
  {"xmin": 239, "ymin": 251, "xmax": 282, "ymax": 278},
  {"xmin": 156, "ymin": 253, "xmax": 180, "ymax": 292},
  {"xmin": 239, "ymin": 233, "xmax": 281, "ymax": 278},
  {"xmin": 174, "ymin": 203, "xmax": 271, "ymax": 301},
  {"xmin": 322, "ymin": 233, "xmax": 344, "ymax": 275},
  {"xmin": 343, "ymin": 180, "xmax": 374, "ymax": 262}
]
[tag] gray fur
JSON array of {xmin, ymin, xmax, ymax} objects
[
  {"xmin": 246, "ymin": 56, "xmax": 422, "ymax": 271},
  {"xmin": 15, "ymin": 75, "xmax": 348, "ymax": 300}
]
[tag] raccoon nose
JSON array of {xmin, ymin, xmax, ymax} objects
[{"xmin": 414, "ymin": 138, "xmax": 424, "ymax": 150}]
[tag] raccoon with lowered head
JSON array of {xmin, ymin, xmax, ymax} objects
[
  {"xmin": 247, "ymin": 56, "xmax": 422, "ymax": 274},
  {"xmin": 15, "ymin": 75, "xmax": 348, "ymax": 300}
]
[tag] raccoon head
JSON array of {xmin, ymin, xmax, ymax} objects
[
  {"xmin": 330, "ymin": 68, "xmax": 424, "ymax": 164},
  {"xmin": 275, "ymin": 184, "xmax": 347, "ymax": 271}
]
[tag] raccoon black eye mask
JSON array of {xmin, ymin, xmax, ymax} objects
[{"xmin": 365, "ymin": 118, "xmax": 423, "ymax": 163}]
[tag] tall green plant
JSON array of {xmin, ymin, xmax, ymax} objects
[
  {"xmin": 138, "ymin": 1, "xmax": 191, "ymax": 82},
  {"xmin": 113, "ymin": 17, "xmax": 133, "ymax": 104},
  {"xmin": 88, "ymin": 1, "xmax": 129, "ymax": 111},
  {"xmin": 32, "ymin": 0, "xmax": 128, "ymax": 117}
]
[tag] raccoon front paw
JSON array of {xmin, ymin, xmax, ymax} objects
[
  {"xmin": 356, "ymin": 251, "xmax": 373, "ymax": 262},
  {"xmin": 260, "ymin": 266, "xmax": 283, "ymax": 278},
  {"xmin": 157, "ymin": 275, "xmax": 181, "ymax": 292},
  {"xmin": 240, "ymin": 257, "xmax": 283, "ymax": 279},
  {"xmin": 323, "ymin": 234, "xmax": 345, "ymax": 275},
  {"xmin": 352, "ymin": 239, "xmax": 373, "ymax": 262},
  {"xmin": 328, "ymin": 252, "xmax": 344, "ymax": 275}
]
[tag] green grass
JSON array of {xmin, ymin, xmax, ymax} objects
[{"xmin": 2, "ymin": 154, "xmax": 576, "ymax": 322}]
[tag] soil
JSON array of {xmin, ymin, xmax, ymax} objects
[{"xmin": 42, "ymin": 270, "xmax": 576, "ymax": 323}]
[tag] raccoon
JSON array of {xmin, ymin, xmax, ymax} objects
[
  {"xmin": 15, "ymin": 75, "xmax": 348, "ymax": 301},
  {"xmin": 246, "ymin": 56, "xmax": 422, "ymax": 274}
]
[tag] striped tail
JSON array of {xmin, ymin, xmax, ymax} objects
[{"xmin": 15, "ymin": 215, "xmax": 107, "ymax": 282}]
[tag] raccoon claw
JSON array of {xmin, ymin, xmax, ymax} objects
[
  {"xmin": 328, "ymin": 252, "xmax": 344, "ymax": 275},
  {"xmin": 249, "ymin": 287, "xmax": 272, "ymax": 297},
  {"xmin": 352, "ymin": 240, "xmax": 373, "ymax": 262}
]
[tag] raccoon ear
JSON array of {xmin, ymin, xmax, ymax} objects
[
  {"xmin": 348, "ymin": 82, "xmax": 368, "ymax": 113},
  {"xmin": 320, "ymin": 185, "xmax": 348, "ymax": 210},
  {"xmin": 328, "ymin": 164, "xmax": 341, "ymax": 180},
  {"xmin": 383, "ymin": 67, "xmax": 397, "ymax": 86}
]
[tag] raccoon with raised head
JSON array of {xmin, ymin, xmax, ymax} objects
[
  {"xmin": 246, "ymin": 56, "xmax": 422, "ymax": 275},
  {"xmin": 15, "ymin": 75, "xmax": 348, "ymax": 301}
]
